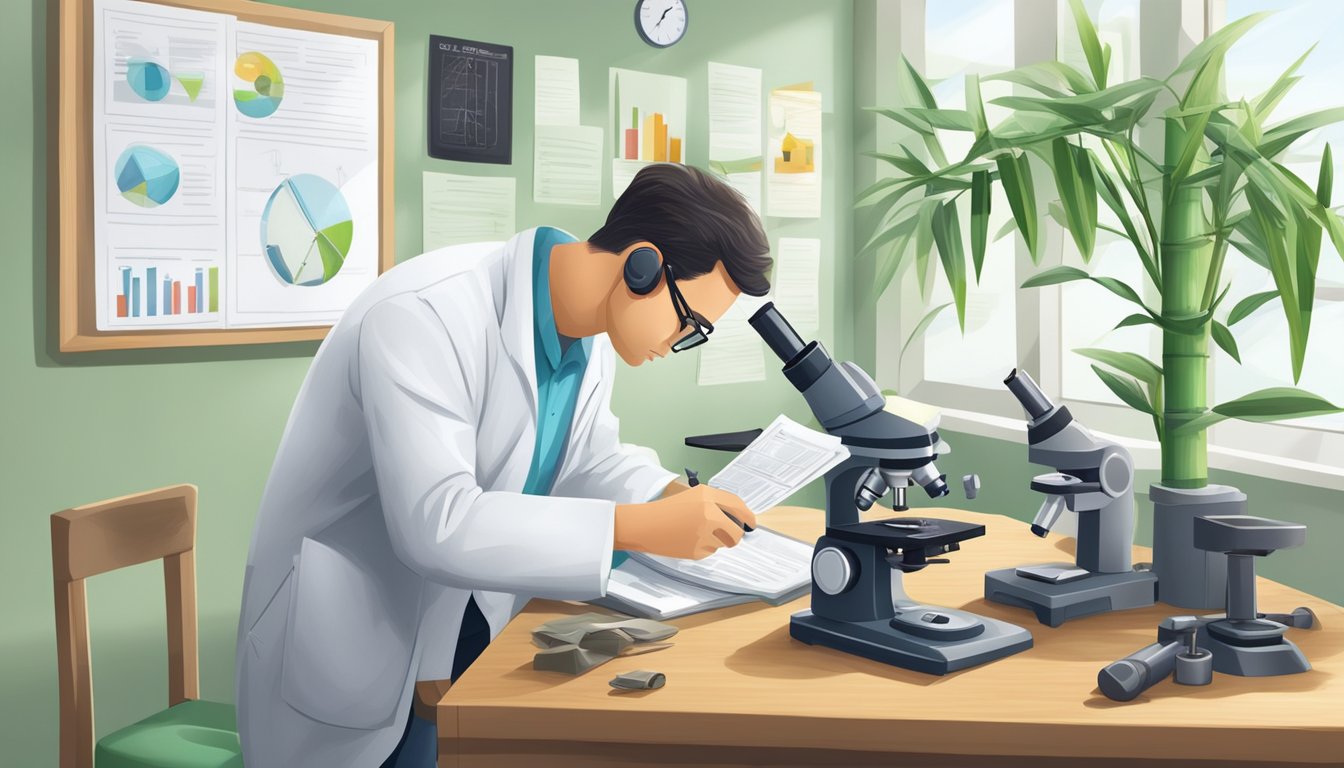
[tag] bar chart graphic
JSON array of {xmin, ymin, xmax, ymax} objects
[
  {"xmin": 621, "ymin": 108, "xmax": 683, "ymax": 163},
  {"xmin": 114, "ymin": 264, "xmax": 219, "ymax": 318}
]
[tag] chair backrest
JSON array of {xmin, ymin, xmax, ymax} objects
[{"xmin": 51, "ymin": 484, "xmax": 199, "ymax": 768}]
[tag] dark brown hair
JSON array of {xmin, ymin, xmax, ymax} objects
[{"xmin": 589, "ymin": 164, "xmax": 772, "ymax": 296}]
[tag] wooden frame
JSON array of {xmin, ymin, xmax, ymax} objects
[
  {"xmin": 51, "ymin": 484, "xmax": 199, "ymax": 768},
  {"xmin": 54, "ymin": 0, "xmax": 395, "ymax": 352}
]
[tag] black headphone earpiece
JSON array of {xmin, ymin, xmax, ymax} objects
[{"xmin": 622, "ymin": 246, "xmax": 663, "ymax": 295}]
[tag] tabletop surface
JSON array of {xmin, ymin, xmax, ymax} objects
[{"xmin": 436, "ymin": 506, "xmax": 1344, "ymax": 763}]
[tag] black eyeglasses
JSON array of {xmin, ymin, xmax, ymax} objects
[{"xmin": 664, "ymin": 264, "xmax": 714, "ymax": 352}]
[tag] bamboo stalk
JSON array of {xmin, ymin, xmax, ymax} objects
[{"xmin": 1160, "ymin": 119, "xmax": 1214, "ymax": 489}]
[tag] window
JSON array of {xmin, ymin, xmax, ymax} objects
[
  {"xmin": 870, "ymin": 0, "xmax": 1342, "ymax": 479},
  {"xmin": 919, "ymin": 0, "xmax": 1019, "ymax": 390}
]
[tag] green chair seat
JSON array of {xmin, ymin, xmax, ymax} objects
[{"xmin": 95, "ymin": 699, "xmax": 243, "ymax": 768}]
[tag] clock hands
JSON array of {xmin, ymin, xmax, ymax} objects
[{"xmin": 655, "ymin": 6, "xmax": 671, "ymax": 28}]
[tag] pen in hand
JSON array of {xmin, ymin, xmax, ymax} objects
[{"xmin": 684, "ymin": 468, "xmax": 754, "ymax": 533}]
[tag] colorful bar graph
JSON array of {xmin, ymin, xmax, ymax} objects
[
  {"xmin": 113, "ymin": 263, "xmax": 221, "ymax": 320},
  {"xmin": 146, "ymin": 267, "xmax": 157, "ymax": 316},
  {"xmin": 623, "ymin": 107, "xmax": 682, "ymax": 164}
]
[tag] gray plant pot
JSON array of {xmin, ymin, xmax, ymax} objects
[{"xmin": 1150, "ymin": 483, "xmax": 1247, "ymax": 610}]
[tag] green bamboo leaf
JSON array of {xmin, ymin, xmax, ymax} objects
[
  {"xmin": 931, "ymin": 201, "xmax": 968, "ymax": 330},
  {"xmin": 1227, "ymin": 290, "xmax": 1279, "ymax": 325},
  {"xmin": 987, "ymin": 61, "xmax": 1095, "ymax": 95},
  {"xmin": 870, "ymin": 107, "xmax": 935, "ymax": 137},
  {"xmin": 1252, "ymin": 45, "xmax": 1314, "ymax": 124},
  {"xmin": 899, "ymin": 303, "xmax": 953, "ymax": 365},
  {"xmin": 1181, "ymin": 56, "xmax": 1225, "ymax": 113},
  {"xmin": 1051, "ymin": 139, "xmax": 1098, "ymax": 261},
  {"xmin": 1067, "ymin": 0, "xmax": 1108, "ymax": 89},
  {"xmin": 899, "ymin": 55, "xmax": 938, "ymax": 110},
  {"xmin": 1114, "ymin": 313, "xmax": 1158, "ymax": 330},
  {"xmin": 971, "ymin": 170, "xmax": 991, "ymax": 282},
  {"xmin": 1320, "ymin": 144, "xmax": 1335, "ymax": 209},
  {"xmin": 1174, "ymin": 387, "xmax": 1343, "ymax": 435},
  {"xmin": 908, "ymin": 108, "xmax": 977, "ymax": 132},
  {"xmin": 873, "ymin": 223, "xmax": 918, "ymax": 301},
  {"xmin": 1091, "ymin": 276, "xmax": 1147, "ymax": 309},
  {"xmin": 996, "ymin": 152, "xmax": 1041, "ymax": 263},
  {"xmin": 1248, "ymin": 185, "xmax": 1306, "ymax": 381},
  {"xmin": 914, "ymin": 199, "xmax": 939, "ymax": 300},
  {"xmin": 1091, "ymin": 158, "xmax": 1156, "ymax": 282},
  {"xmin": 858, "ymin": 209, "xmax": 919, "ymax": 257},
  {"xmin": 1167, "ymin": 109, "xmax": 1213, "ymax": 197},
  {"xmin": 1090, "ymin": 365, "xmax": 1153, "ymax": 414},
  {"xmin": 1021, "ymin": 265, "xmax": 1089, "ymax": 288},
  {"xmin": 1171, "ymin": 12, "xmax": 1271, "ymax": 78},
  {"xmin": 991, "ymin": 96, "xmax": 1106, "ymax": 126},
  {"xmin": 1259, "ymin": 107, "xmax": 1344, "ymax": 158},
  {"xmin": 966, "ymin": 74, "xmax": 988, "ymax": 138},
  {"xmin": 855, "ymin": 176, "xmax": 910, "ymax": 207},
  {"xmin": 864, "ymin": 151, "xmax": 931, "ymax": 177},
  {"xmin": 1211, "ymin": 321, "xmax": 1241, "ymax": 364},
  {"xmin": 1074, "ymin": 348, "xmax": 1162, "ymax": 388}
]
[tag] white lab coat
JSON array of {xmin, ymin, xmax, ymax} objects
[{"xmin": 234, "ymin": 228, "xmax": 676, "ymax": 767}]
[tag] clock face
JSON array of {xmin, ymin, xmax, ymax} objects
[{"xmin": 636, "ymin": 0, "xmax": 688, "ymax": 48}]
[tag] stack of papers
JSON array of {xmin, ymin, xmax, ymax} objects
[{"xmin": 592, "ymin": 416, "xmax": 848, "ymax": 620}]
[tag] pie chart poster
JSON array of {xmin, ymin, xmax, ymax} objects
[{"xmin": 428, "ymin": 35, "xmax": 513, "ymax": 164}]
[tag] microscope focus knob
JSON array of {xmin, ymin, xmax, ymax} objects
[{"xmin": 813, "ymin": 546, "xmax": 857, "ymax": 595}]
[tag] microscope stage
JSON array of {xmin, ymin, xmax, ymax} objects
[{"xmin": 984, "ymin": 567, "xmax": 1157, "ymax": 627}]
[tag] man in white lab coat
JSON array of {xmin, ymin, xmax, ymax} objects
[{"xmin": 235, "ymin": 164, "xmax": 773, "ymax": 767}]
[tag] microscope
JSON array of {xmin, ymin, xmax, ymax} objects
[
  {"xmin": 1098, "ymin": 514, "xmax": 1314, "ymax": 701},
  {"xmin": 983, "ymin": 370, "xmax": 1157, "ymax": 626},
  {"xmin": 689, "ymin": 303, "xmax": 1032, "ymax": 675}
]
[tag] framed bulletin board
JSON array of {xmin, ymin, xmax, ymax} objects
[{"xmin": 55, "ymin": 0, "xmax": 395, "ymax": 351}]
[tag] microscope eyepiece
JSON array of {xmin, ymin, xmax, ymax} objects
[
  {"xmin": 749, "ymin": 302, "xmax": 806, "ymax": 364},
  {"xmin": 1004, "ymin": 368, "xmax": 1055, "ymax": 421}
]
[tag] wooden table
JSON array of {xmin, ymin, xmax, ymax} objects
[{"xmin": 430, "ymin": 506, "xmax": 1344, "ymax": 767}]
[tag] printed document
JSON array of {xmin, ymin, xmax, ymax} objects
[{"xmin": 707, "ymin": 414, "xmax": 848, "ymax": 513}]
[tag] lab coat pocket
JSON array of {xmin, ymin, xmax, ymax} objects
[{"xmin": 280, "ymin": 537, "xmax": 420, "ymax": 730}]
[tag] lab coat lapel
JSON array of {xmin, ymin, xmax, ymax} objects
[{"xmin": 498, "ymin": 228, "xmax": 541, "ymax": 423}]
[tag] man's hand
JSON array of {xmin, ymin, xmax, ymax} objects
[{"xmin": 614, "ymin": 485, "xmax": 758, "ymax": 560}]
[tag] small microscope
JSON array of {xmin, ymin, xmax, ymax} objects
[
  {"xmin": 1098, "ymin": 514, "xmax": 1314, "ymax": 701},
  {"xmin": 740, "ymin": 304, "xmax": 1032, "ymax": 674},
  {"xmin": 983, "ymin": 370, "xmax": 1157, "ymax": 626}
]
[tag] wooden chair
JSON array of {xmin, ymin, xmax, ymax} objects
[{"xmin": 52, "ymin": 484, "xmax": 242, "ymax": 768}]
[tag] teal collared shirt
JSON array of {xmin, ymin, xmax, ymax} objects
[{"xmin": 523, "ymin": 227, "xmax": 592, "ymax": 496}]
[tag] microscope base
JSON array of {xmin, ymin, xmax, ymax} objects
[
  {"xmin": 984, "ymin": 567, "xmax": 1157, "ymax": 627},
  {"xmin": 790, "ymin": 607, "xmax": 1033, "ymax": 676},
  {"xmin": 1159, "ymin": 624, "xmax": 1312, "ymax": 677}
]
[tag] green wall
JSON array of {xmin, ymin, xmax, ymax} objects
[{"xmin": 0, "ymin": 0, "xmax": 852, "ymax": 764}]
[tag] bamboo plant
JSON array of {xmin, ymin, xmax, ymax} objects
[{"xmin": 861, "ymin": 1, "xmax": 1344, "ymax": 489}]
